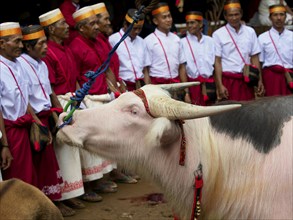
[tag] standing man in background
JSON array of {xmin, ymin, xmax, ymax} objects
[
  {"xmin": 180, "ymin": 11, "xmax": 216, "ymax": 105},
  {"xmin": 91, "ymin": 2, "xmax": 122, "ymax": 92},
  {"xmin": 212, "ymin": 0, "xmax": 264, "ymax": 101},
  {"xmin": 0, "ymin": 22, "xmax": 40, "ymax": 187},
  {"xmin": 109, "ymin": 8, "xmax": 151, "ymax": 91},
  {"xmin": 59, "ymin": 0, "xmax": 80, "ymax": 45},
  {"xmin": 144, "ymin": 2, "xmax": 190, "ymax": 101},
  {"xmin": 258, "ymin": 4, "xmax": 293, "ymax": 96},
  {"xmin": 19, "ymin": 23, "xmax": 63, "ymax": 206},
  {"xmin": 39, "ymin": 8, "xmax": 86, "ymax": 217}
]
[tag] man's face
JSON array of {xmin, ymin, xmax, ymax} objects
[
  {"xmin": 153, "ymin": 11, "xmax": 173, "ymax": 33},
  {"xmin": 270, "ymin": 12, "xmax": 286, "ymax": 29},
  {"xmin": 51, "ymin": 18, "xmax": 69, "ymax": 40},
  {"xmin": 97, "ymin": 11, "xmax": 112, "ymax": 35},
  {"xmin": 80, "ymin": 15, "xmax": 99, "ymax": 40},
  {"xmin": 186, "ymin": 19, "xmax": 202, "ymax": 35},
  {"xmin": 0, "ymin": 34, "xmax": 23, "ymax": 60},
  {"xmin": 27, "ymin": 36, "xmax": 48, "ymax": 59},
  {"xmin": 129, "ymin": 24, "xmax": 143, "ymax": 39},
  {"xmin": 224, "ymin": 8, "xmax": 242, "ymax": 28}
]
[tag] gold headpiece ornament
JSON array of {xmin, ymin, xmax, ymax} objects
[
  {"xmin": 22, "ymin": 30, "xmax": 45, "ymax": 41},
  {"xmin": 91, "ymin": 3, "xmax": 107, "ymax": 15},
  {"xmin": 185, "ymin": 14, "xmax": 203, "ymax": 21},
  {"xmin": 0, "ymin": 22, "xmax": 21, "ymax": 37},
  {"xmin": 73, "ymin": 6, "xmax": 95, "ymax": 23},
  {"xmin": 152, "ymin": 5, "xmax": 169, "ymax": 15},
  {"xmin": 39, "ymin": 9, "xmax": 64, "ymax": 27},
  {"xmin": 269, "ymin": 6, "xmax": 286, "ymax": 14},
  {"xmin": 125, "ymin": 14, "xmax": 144, "ymax": 25},
  {"xmin": 224, "ymin": 3, "xmax": 241, "ymax": 10}
]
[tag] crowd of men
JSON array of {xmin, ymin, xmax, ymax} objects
[{"xmin": 0, "ymin": 0, "xmax": 292, "ymax": 217}]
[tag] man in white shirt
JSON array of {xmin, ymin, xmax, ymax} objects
[
  {"xmin": 109, "ymin": 8, "xmax": 151, "ymax": 91},
  {"xmin": 212, "ymin": 0, "xmax": 264, "ymax": 101},
  {"xmin": 144, "ymin": 2, "xmax": 190, "ymax": 100},
  {"xmin": 18, "ymin": 24, "xmax": 64, "ymax": 208},
  {"xmin": 180, "ymin": 11, "xmax": 216, "ymax": 105},
  {"xmin": 258, "ymin": 0, "xmax": 293, "ymax": 25},
  {"xmin": 0, "ymin": 22, "xmax": 41, "ymax": 186},
  {"xmin": 258, "ymin": 4, "xmax": 293, "ymax": 96}
]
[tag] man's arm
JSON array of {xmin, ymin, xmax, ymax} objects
[
  {"xmin": 50, "ymin": 89, "xmax": 62, "ymax": 109},
  {"xmin": 251, "ymin": 54, "xmax": 265, "ymax": 96},
  {"xmin": 214, "ymin": 56, "xmax": 229, "ymax": 100},
  {"xmin": 179, "ymin": 63, "xmax": 191, "ymax": 103},
  {"xmin": 106, "ymin": 68, "xmax": 121, "ymax": 94},
  {"xmin": 0, "ymin": 111, "xmax": 13, "ymax": 170},
  {"xmin": 143, "ymin": 66, "xmax": 151, "ymax": 85}
]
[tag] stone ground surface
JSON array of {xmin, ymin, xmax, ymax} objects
[{"xmin": 68, "ymin": 178, "xmax": 174, "ymax": 220}]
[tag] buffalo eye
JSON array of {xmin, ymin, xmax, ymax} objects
[{"xmin": 131, "ymin": 109, "xmax": 138, "ymax": 115}]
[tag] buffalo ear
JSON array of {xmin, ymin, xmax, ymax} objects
[{"xmin": 144, "ymin": 118, "xmax": 181, "ymax": 149}]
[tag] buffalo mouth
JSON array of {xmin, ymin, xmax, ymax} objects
[{"xmin": 56, "ymin": 122, "xmax": 84, "ymax": 149}]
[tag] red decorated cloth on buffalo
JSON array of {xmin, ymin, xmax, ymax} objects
[
  {"xmin": 2, "ymin": 114, "xmax": 37, "ymax": 186},
  {"xmin": 222, "ymin": 72, "xmax": 255, "ymax": 101},
  {"xmin": 262, "ymin": 65, "xmax": 292, "ymax": 96}
]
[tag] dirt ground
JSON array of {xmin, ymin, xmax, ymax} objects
[{"xmin": 68, "ymin": 178, "xmax": 174, "ymax": 220}]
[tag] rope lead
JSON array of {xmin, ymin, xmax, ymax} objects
[{"xmin": 59, "ymin": 5, "xmax": 145, "ymax": 128}]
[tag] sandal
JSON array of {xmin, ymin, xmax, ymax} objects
[
  {"xmin": 93, "ymin": 182, "xmax": 118, "ymax": 193},
  {"xmin": 79, "ymin": 192, "xmax": 103, "ymax": 202},
  {"xmin": 99, "ymin": 180, "xmax": 118, "ymax": 189},
  {"xmin": 55, "ymin": 201, "xmax": 76, "ymax": 217},
  {"xmin": 111, "ymin": 173, "xmax": 138, "ymax": 184},
  {"xmin": 63, "ymin": 198, "xmax": 85, "ymax": 209}
]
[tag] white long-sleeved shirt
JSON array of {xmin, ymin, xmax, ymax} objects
[
  {"xmin": 258, "ymin": 27, "xmax": 293, "ymax": 68},
  {"xmin": 144, "ymin": 28, "xmax": 186, "ymax": 78},
  {"xmin": 109, "ymin": 29, "xmax": 151, "ymax": 83},
  {"xmin": 0, "ymin": 55, "xmax": 30, "ymax": 120},
  {"xmin": 180, "ymin": 32, "xmax": 215, "ymax": 79},
  {"xmin": 18, "ymin": 53, "xmax": 52, "ymax": 113},
  {"xmin": 212, "ymin": 23, "xmax": 261, "ymax": 73}
]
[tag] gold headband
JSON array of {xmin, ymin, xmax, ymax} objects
[
  {"xmin": 185, "ymin": 14, "xmax": 203, "ymax": 21},
  {"xmin": 152, "ymin": 6, "xmax": 169, "ymax": 15},
  {"xmin": 92, "ymin": 6, "xmax": 107, "ymax": 15},
  {"xmin": 22, "ymin": 30, "xmax": 45, "ymax": 41},
  {"xmin": 269, "ymin": 6, "xmax": 286, "ymax": 14},
  {"xmin": 40, "ymin": 13, "xmax": 64, "ymax": 26},
  {"xmin": 74, "ymin": 11, "xmax": 95, "ymax": 23},
  {"xmin": 224, "ymin": 3, "xmax": 241, "ymax": 10},
  {"xmin": 0, "ymin": 27, "xmax": 22, "ymax": 37},
  {"xmin": 125, "ymin": 14, "xmax": 144, "ymax": 25}
]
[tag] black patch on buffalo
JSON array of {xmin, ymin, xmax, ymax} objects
[{"xmin": 209, "ymin": 95, "xmax": 293, "ymax": 153}]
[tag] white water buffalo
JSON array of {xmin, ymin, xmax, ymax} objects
[{"xmin": 57, "ymin": 83, "xmax": 293, "ymax": 219}]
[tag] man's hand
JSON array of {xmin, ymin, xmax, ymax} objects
[
  {"xmin": 255, "ymin": 81, "xmax": 265, "ymax": 97},
  {"xmin": 217, "ymin": 84, "xmax": 229, "ymax": 101},
  {"xmin": 1, "ymin": 147, "xmax": 13, "ymax": 170}
]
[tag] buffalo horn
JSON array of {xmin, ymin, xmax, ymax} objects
[
  {"xmin": 147, "ymin": 96, "xmax": 241, "ymax": 120},
  {"xmin": 158, "ymin": 82, "xmax": 200, "ymax": 92}
]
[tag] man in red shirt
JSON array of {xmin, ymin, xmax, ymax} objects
[
  {"xmin": 70, "ymin": 6, "xmax": 120, "ymax": 95},
  {"xmin": 59, "ymin": 0, "xmax": 80, "ymax": 45},
  {"xmin": 91, "ymin": 3, "xmax": 123, "ymax": 92}
]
